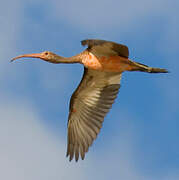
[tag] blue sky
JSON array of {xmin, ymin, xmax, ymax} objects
[{"xmin": 0, "ymin": 0, "xmax": 178, "ymax": 179}]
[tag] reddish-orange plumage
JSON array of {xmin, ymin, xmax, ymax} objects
[
  {"xmin": 81, "ymin": 52, "xmax": 135, "ymax": 72},
  {"xmin": 11, "ymin": 39, "xmax": 168, "ymax": 162}
]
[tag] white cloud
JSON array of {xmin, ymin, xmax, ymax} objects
[{"xmin": 0, "ymin": 97, "xmax": 88, "ymax": 180}]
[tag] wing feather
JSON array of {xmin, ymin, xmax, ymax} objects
[
  {"xmin": 67, "ymin": 68, "xmax": 121, "ymax": 161},
  {"xmin": 81, "ymin": 39, "xmax": 129, "ymax": 58}
]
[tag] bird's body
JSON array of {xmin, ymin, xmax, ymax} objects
[
  {"xmin": 12, "ymin": 39, "xmax": 168, "ymax": 162},
  {"xmin": 80, "ymin": 51, "xmax": 134, "ymax": 72}
]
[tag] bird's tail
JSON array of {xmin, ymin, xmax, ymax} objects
[{"xmin": 132, "ymin": 61, "xmax": 168, "ymax": 73}]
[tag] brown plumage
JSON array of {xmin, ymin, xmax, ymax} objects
[{"xmin": 11, "ymin": 39, "xmax": 168, "ymax": 162}]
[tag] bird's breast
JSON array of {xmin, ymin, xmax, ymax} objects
[{"xmin": 81, "ymin": 52, "xmax": 132, "ymax": 72}]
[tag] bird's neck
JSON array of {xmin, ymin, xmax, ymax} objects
[{"xmin": 49, "ymin": 54, "xmax": 82, "ymax": 64}]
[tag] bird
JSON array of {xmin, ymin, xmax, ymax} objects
[{"xmin": 11, "ymin": 39, "xmax": 168, "ymax": 162}]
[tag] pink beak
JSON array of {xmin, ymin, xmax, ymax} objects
[{"xmin": 11, "ymin": 53, "xmax": 44, "ymax": 62}]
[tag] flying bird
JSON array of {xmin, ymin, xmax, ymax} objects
[{"xmin": 12, "ymin": 39, "xmax": 168, "ymax": 162}]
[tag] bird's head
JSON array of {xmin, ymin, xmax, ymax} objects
[{"xmin": 11, "ymin": 51, "xmax": 61, "ymax": 63}]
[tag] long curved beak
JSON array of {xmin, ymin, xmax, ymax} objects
[{"xmin": 11, "ymin": 53, "xmax": 43, "ymax": 62}]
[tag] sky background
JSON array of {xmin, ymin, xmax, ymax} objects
[{"xmin": 0, "ymin": 0, "xmax": 179, "ymax": 179}]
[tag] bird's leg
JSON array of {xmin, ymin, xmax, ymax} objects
[{"xmin": 129, "ymin": 60, "xmax": 168, "ymax": 73}]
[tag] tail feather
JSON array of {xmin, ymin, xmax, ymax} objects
[{"xmin": 133, "ymin": 62, "xmax": 168, "ymax": 73}]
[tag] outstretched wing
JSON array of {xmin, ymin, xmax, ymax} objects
[
  {"xmin": 66, "ymin": 68, "xmax": 122, "ymax": 161},
  {"xmin": 81, "ymin": 39, "xmax": 129, "ymax": 58}
]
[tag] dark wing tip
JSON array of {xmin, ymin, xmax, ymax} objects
[
  {"xmin": 66, "ymin": 145, "xmax": 82, "ymax": 162},
  {"xmin": 81, "ymin": 39, "xmax": 88, "ymax": 46},
  {"xmin": 81, "ymin": 39, "xmax": 95, "ymax": 48},
  {"xmin": 81, "ymin": 39, "xmax": 107, "ymax": 47},
  {"xmin": 66, "ymin": 152, "xmax": 83, "ymax": 162},
  {"xmin": 67, "ymin": 152, "xmax": 74, "ymax": 162},
  {"xmin": 81, "ymin": 154, "xmax": 85, "ymax": 160},
  {"xmin": 81, "ymin": 39, "xmax": 95, "ymax": 46},
  {"xmin": 69, "ymin": 156, "xmax": 73, "ymax": 162}
]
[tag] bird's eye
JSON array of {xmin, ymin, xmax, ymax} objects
[{"xmin": 44, "ymin": 52, "xmax": 49, "ymax": 55}]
